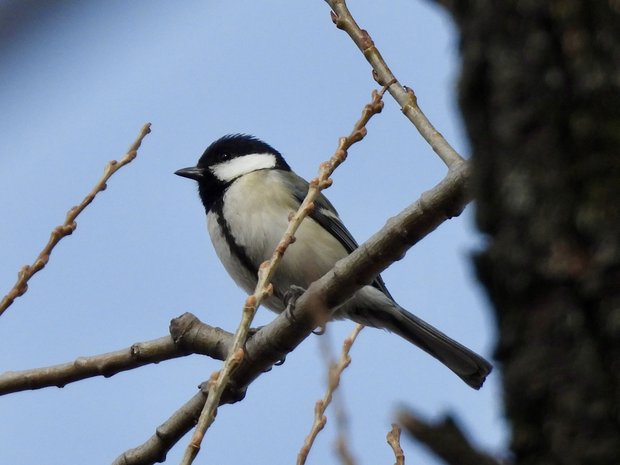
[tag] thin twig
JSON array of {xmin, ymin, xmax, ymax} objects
[
  {"xmin": 387, "ymin": 424, "xmax": 405, "ymax": 465},
  {"xmin": 297, "ymin": 324, "xmax": 363, "ymax": 465},
  {"xmin": 179, "ymin": 90, "xmax": 386, "ymax": 465},
  {"xmin": 324, "ymin": 0, "xmax": 464, "ymax": 168},
  {"xmin": 0, "ymin": 123, "xmax": 152, "ymax": 317},
  {"xmin": 317, "ymin": 328, "xmax": 358, "ymax": 465}
]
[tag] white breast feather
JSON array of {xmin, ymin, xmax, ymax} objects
[{"xmin": 210, "ymin": 170, "xmax": 349, "ymax": 313}]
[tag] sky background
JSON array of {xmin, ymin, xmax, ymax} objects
[{"xmin": 0, "ymin": 2, "xmax": 506, "ymax": 464}]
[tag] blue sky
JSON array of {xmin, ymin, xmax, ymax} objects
[{"xmin": 0, "ymin": 2, "xmax": 506, "ymax": 464}]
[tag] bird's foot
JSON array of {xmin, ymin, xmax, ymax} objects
[
  {"xmin": 283, "ymin": 285, "xmax": 306, "ymax": 324},
  {"xmin": 247, "ymin": 326, "xmax": 263, "ymax": 338}
]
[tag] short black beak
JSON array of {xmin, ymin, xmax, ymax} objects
[{"xmin": 175, "ymin": 166, "xmax": 204, "ymax": 181}]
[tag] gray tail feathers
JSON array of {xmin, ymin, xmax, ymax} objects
[{"xmin": 373, "ymin": 305, "xmax": 492, "ymax": 389}]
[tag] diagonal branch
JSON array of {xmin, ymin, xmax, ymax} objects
[
  {"xmin": 0, "ymin": 123, "xmax": 152, "ymax": 317},
  {"xmin": 324, "ymin": 0, "xmax": 464, "ymax": 168},
  {"xmin": 301, "ymin": 161, "xmax": 470, "ymax": 316},
  {"xmin": 114, "ymin": 390, "xmax": 209, "ymax": 465},
  {"xmin": 113, "ymin": 162, "xmax": 471, "ymax": 465}
]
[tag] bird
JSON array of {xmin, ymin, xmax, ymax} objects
[{"xmin": 175, "ymin": 134, "xmax": 492, "ymax": 389}]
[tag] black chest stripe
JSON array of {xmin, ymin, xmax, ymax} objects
[{"xmin": 212, "ymin": 199, "xmax": 258, "ymax": 279}]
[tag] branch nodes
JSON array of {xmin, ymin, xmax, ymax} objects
[
  {"xmin": 387, "ymin": 424, "xmax": 405, "ymax": 465},
  {"xmin": 0, "ymin": 313, "xmax": 235, "ymax": 396},
  {"xmin": 297, "ymin": 324, "xmax": 363, "ymax": 465},
  {"xmin": 0, "ymin": 123, "xmax": 152, "ymax": 317}
]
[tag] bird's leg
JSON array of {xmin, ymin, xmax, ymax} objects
[
  {"xmin": 263, "ymin": 285, "xmax": 306, "ymax": 367},
  {"xmin": 283, "ymin": 285, "xmax": 326, "ymax": 335}
]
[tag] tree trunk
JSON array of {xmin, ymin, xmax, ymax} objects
[{"xmin": 435, "ymin": 1, "xmax": 620, "ymax": 464}]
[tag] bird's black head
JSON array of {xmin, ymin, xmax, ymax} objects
[{"xmin": 175, "ymin": 134, "xmax": 291, "ymax": 211}]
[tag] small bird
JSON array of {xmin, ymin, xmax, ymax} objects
[{"xmin": 176, "ymin": 134, "xmax": 492, "ymax": 389}]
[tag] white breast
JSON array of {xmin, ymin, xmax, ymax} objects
[{"xmin": 207, "ymin": 170, "xmax": 349, "ymax": 313}]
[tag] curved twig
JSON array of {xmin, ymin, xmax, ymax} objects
[
  {"xmin": 297, "ymin": 324, "xmax": 363, "ymax": 465},
  {"xmin": 387, "ymin": 424, "xmax": 405, "ymax": 465},
  {"xmin": 0, "ymin": 123, "xmax": 152, "ymax": 317}
]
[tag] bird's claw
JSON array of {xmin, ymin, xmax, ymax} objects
[
  {"xmin": 283, "ymin": 285, "xmax": 306, "ymax": 324},
  {"xmin": 247, "ymin": 326, "xmax": 263, "ymax": 338}
]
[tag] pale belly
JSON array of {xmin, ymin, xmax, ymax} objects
[{"xmin": 207, "ymin": 170, "xmax": 349, "ymax": 312}]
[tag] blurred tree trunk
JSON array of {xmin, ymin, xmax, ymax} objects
[{"xmin": 434, "ymin": 1, "xmax": 620, "ymax": 464}]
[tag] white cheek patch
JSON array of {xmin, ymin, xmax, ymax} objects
[{"xmin": 210, "ymin": 153, "xmax": 277, "ymax": 182}]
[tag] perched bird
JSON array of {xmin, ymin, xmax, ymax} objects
[{"xmin": 175, "ymin": 134, "xmax": 492, "ymax": 389}]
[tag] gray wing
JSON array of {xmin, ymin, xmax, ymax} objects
[{"xmin": 286, "ymin": 173, "xmax": 393, "ymax": 299}]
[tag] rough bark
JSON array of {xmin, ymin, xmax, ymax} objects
[{"xmin": 431, "ymin": 1, "xmax": 620, "ymax": 464}]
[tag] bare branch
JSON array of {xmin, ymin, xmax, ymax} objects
[
  {"xmin": 0, "ymin": 313, "xmax": 232, "ymax": 395},
  {"xmin": 398, "ymin": 410, "xmax": 503, "ymax": 465},
  {"xmin": 180, "ymin": 89, "xmax": 386, "ymax": 465},
  {"xmin": 113, "ymin": 390, "xmax": 207, "ymax": 465},
  {"xmin": 324, "ymin": 0, "xmax": 464, "ymax": 168},
  {"xmin": 0, "ymin": 123, "xmax": 152, "ymax": 317},
  {"xmin": 303, "ymin": 162, "xmax": 470, "ymax": 316},
  {"xmin": 297, "ymin": 324, "xmax": 363, "ymax": 465},
  {"xmin": 387, "ymin": 424, "xmax": 405, "ymax": 465},
  {"xmin": 0, "ymin": 337, "xmax": 182, "ymax": 395}
]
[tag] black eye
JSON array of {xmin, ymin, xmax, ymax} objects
[{"xmin": 220, "ymin": 153, "xmax": 231, "ymax": 161}]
